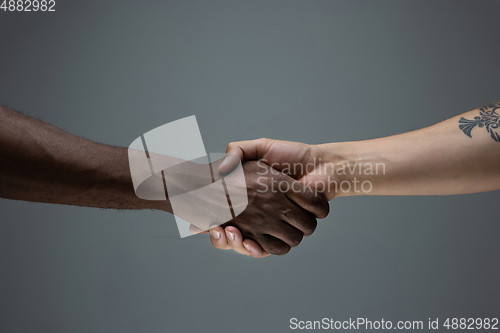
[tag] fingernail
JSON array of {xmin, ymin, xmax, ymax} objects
[
  {"xmin": 217, "ymin": 156, "xmax": 229, "ymax": 174},
  {"xmin": 243, "ymin": 243, "xmax": 251, "ymax": 251},
  {"xmin": 211, "ymin": 229, "xmax": 220, "ymax": 240},
  {"xmin": 218, "ymin": 156, "xmax": 229, "ymax": 170},
  {"xmin": 226, "ymin": 231, "xmax": 234, "ymax": 241},
  {"xmin": 218, "ymin": 154, "xmax": 238, "ymax": 174}
]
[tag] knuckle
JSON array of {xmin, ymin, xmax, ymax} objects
[
  {"xmin": 281, "ymin": 208, "xmax": 292, "ymax": 219},
  {"xmin": 257, "ymin": 138, "xmax": 272, "ymax": 150},
  {"xmin": 302, "ymin": 217, "xmax": 318, "ymax": 236},
  {"xmin": 226, "ymin": 142, "xmax": 237, "ymax": 152},
  {"xmin": 306, "ymin": 191, "xmax": 321, "ymax": 206},
  {"xmin": 301, "ymin": 188, "xmax": 315, "ymax": 205},
  {"xmin": 267, "ymin": 243, "xmax": 291, "ymax": 256},
  {"xmin": 306, "ymin": 192, "xmax": 330, "ymax": 218},
  {"xmin": 289, "ymin": 233, "xmax": 303, "ymax": 247}
]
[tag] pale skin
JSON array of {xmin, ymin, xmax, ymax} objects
[
  {"xmin": 0, "ymin": 105, "xmax": 330, "ymax": 257},
  {"xmin": 209, "ymin": 103, "xmax": 500, "ymax": 257}
]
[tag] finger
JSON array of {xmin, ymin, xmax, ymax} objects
[
  {"xmin": 189, "ymin": 224, "xmax": 209, "ymax": 235},
  {"xmin": 259, "ymin": 234, "xmax": 292, "ymax": 256},
  {"xmin": 242, "ymin": 239, "xmax": 271, "ymax": 258},
  {"xmin": 209, "ymin": 225, "xmax": 231, "ymax": 250},
  {"xmin": 265, "ymin": 220, "xmax": 305, "ymax": 248},
  {"xmin": 218, "ymin": 138, "xmax": 272, "ymax": 174},
  {"xmin": 224, "ymin": 226, "xmax": 251, "ymax": 256},
  {"xmin": 285, "ymin": 178, "xmax": 330, "ymax": 219},
  {"xmin": 280, "ymin": 203, "xmax": 318, "ymax": 237},
  {"xmin": 288, "ymin": 213, "xmax": 318, "ymax": 237}
]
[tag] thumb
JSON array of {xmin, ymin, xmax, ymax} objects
[
  {"xmin": 188, "ymin": 224, "xmax": 209, "ymax": 235},
  {"xmin": 218, "ymin": 138, "xmax": 272, "ymax": 174}
]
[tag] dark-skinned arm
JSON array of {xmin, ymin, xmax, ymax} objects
[{"xmin": 0, "ymin": 106, "xmax": 329, "ymax": 257}]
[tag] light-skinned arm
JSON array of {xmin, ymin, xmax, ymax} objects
[{"xmin": 213, "ymin": 102, "xmax": 500, "ymax": 254}]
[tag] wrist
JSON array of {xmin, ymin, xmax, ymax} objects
[
  {"xmin": 315, "ymin": 141, "xmax": 388, "ymax": 198},
  {"xmin": 100, "ymin": 145, "xmax": 171, "ymax": 212}
]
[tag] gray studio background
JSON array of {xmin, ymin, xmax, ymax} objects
[{"xmin": 1, "ymin": 1, "xmax": 500, "ymax": 332}]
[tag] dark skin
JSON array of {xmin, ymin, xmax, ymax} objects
[
  {"xmin": 0, "ymin": 106, "xmax": 329, "ymax": 255},
  {"xmin": 219, "ymin": 160, "xmax": 326, "ymax": 255}
]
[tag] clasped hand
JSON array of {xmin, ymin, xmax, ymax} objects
[{"xmin": 190, "ymin": 138, "xmax": 336, "ymax": 258}]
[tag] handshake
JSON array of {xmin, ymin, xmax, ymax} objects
[
  {"xmin": 199, "ymin": 139, "xmax": 334, "ymax": 258},
  {"xmin": 128, "ymin": 116, "xmax": 352, "ymax": 258},
  {"xmin": 130, "ymin": 133, "xmax": 340, "ymax": 258},
  {"xmin": 1, "ymin": 104, "xmax": 497, "ymax": 258},
  {"xmin": 128, "ymin": 105, "xmax": 500, "ymax": 258}
]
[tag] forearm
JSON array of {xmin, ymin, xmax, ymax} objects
[
  {"xmin": 321, "ymin": 105, "xmax": 500, "ymax": 197},
  {"xmin": 0, "ymin": 106, "xmax": 168, "ymax": 211}
]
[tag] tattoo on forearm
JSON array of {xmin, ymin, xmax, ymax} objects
[{"xmin": 459, "ymin": 102, "xmax": 500, "ymax": 142}]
